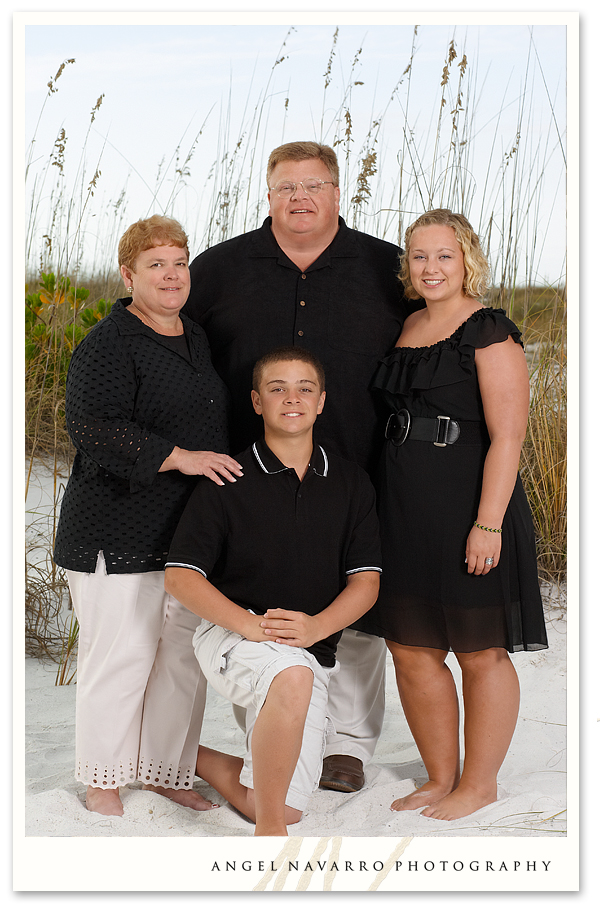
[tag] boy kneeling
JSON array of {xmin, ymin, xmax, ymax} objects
[{"xmin": 165, "ymin": 347, "xmax": 380, "ymax": 836}]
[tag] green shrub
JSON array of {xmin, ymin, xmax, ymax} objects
[{"xmin": 25, "ymin": 272, "xmax": 113, "ymax": 459}]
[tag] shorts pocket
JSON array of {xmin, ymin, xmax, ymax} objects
[
  {"xmin": 192, "ymin": 620, "xmax": 244, "ymax": 676},
  {"xmin": 217, "ymin": 631, "xmax": 245, "ymax": 673}
]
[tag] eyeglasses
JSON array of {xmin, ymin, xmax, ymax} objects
[{"xmin": 269, "ymin": 179, "xmax": 336, "ymax": 198}]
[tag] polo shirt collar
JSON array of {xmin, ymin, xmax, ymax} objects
[
  {"xmin": 252, "ymin": 438, "xmax": 329, "ymax": 477},
  {"xmin": 249, "ymin": 217, "xmax": 360, "ymax": 265}
]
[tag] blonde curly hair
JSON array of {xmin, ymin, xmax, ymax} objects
[{"xmin": 399, "ymin": 209, "xmax": 490, "ymax": 300}]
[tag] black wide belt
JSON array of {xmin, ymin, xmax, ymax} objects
[{"xmin": 385, "ymin": 409, "xmax": 489, "ymax": 447}]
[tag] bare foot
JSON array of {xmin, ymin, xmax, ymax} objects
[
  {"xmin": 142, "ymin": 784, "xmax": 219, "ymax": 811},
  {"xmin": 391, "ymin": 780, "xmax": 454, "ymax": 812},
  {"xmin": 421, "ymin": 785, "xmax": 497, "ymax": 820},
  {"xmin": 85, "ymin": 786, "xmax": 124, "ymax": 816}
]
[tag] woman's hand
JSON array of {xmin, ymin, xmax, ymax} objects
[
  {"xmin": 160, "ymin": 447, "xmax": 244, "ymax": 485},
  {"xmin": 465, "ymin": 524, "xmax": 502, "ymax": 575}
]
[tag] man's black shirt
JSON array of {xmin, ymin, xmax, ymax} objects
[{"xmin": 183, "ymin": 217, "xmax": 412, "ymax": 475}]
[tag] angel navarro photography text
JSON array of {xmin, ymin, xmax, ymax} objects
[{"xmin": 209, "ymin": 858, "xmax": 553, "ymax": 874}]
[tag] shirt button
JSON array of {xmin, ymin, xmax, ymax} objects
[
  {"xmin": 298, "ymin": 330, "xmax": 304, "ymax": 337},
  {"xmin": 301, "ymin": 274, "xmax": 306, "ymax": 279},
  {"xmin": 300, "ymin": 301, "xmax": 306, "ymax": 306}
]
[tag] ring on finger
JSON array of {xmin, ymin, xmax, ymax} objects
[{"xmin": 484, "ymin": 557, "xmax": 494, "ymax": 566}]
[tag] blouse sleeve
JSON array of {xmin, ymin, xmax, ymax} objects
[
  {"xmin": 458, "ymin": 308, "xmax": 524, "ymax": 352},
  {"xmin": 65, "ymin": 324, "xmax": 175, "ymax": 493}
]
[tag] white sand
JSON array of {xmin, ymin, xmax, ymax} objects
[{"xmin": 24, "ymin": 590, "xmax": 567, "ymax": 839}]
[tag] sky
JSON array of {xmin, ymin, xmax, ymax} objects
[{"xmin": 19, "ymin": 12, "xmax": 570, "ymax": 286}]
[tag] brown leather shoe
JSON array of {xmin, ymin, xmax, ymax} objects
[{"xmin": 319, "ymin": 755, "xmax": 365, "ymax": 792}]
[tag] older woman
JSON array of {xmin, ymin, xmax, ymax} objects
[
  {"xmin": 54, "ymin": 215, "xmax": 243, "ymax": 816},
  {"xmin": 356, "ymin": 209, "xmax": 548, "ymax": 821}
]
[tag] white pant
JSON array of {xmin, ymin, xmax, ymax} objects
[
  {"xmin": 323, "ymin": 628, "xmax": 386, "ymax": 764},
  {"xmin": 67, "ymin": 552, "xmax": 206, "ymax": 790},
  {"xmin": 234, "ymin": 628, "xmax": 386, "ymax": 766}
]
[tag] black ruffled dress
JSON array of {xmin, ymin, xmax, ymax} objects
[{"xmin": 355, "ymin": 308, "xmax": 548, "ymax": 653}]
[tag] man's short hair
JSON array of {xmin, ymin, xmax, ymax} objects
[
  {"xmin": 252, "ymin": 346, "xmax": 326, "ymax": 393},
  {"xmin": 266, "ymin": 142, "xmax": 340, "ymax": 188}
]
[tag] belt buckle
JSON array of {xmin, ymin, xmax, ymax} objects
[
  {"xmin": 434, "ymin": 415, "xmax": 451, "ymax": 447},
  {"xmin": 386, "ymin": 408, "xmax": 411, "ymax": 446}
]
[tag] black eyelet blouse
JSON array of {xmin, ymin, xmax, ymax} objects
[{"xmin": 53, "ymin": 299, "xmax": 230, "ymax": 574}]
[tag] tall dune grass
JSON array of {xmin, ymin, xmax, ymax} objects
[
  {"xmin": 24, "ymin": 30, "xmax": 567, "ymax": 676},
  {"xmin": 521, "ymin": 321, "xmax": 567, "ymax": 584}
]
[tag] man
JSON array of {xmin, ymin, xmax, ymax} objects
[
  {"xmin": 183, "ymin": 141, "xmax": 413, "ymax": 792},
  {"xmin": 165, "ymin": 349, "xmax": 381, "ymax": 835}
]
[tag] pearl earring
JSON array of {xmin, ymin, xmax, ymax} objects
[{"xmin": 127, "ymin": 286, "xmax": 133, "ymax": 293}]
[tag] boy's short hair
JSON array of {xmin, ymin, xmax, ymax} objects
[{"xmin": 252, "ymin": 347, "xmax": 326, "ymax": 393}]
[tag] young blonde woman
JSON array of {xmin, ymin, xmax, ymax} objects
[{"xmin": 357, "ymin": 209, "xmax": 548, "ymax": 821}]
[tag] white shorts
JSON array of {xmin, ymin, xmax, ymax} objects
[{"xmin": 193, "ymin": 619, "xmax": 337, "ymax": 811}]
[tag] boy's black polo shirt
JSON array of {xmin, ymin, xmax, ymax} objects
[{"xmin": 166, "ymin": 438, "xmax": 382, "ymax": 667}]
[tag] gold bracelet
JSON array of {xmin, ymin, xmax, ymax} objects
[{"xmin": 473, "ymin": 521, "xmax": 502, "ymax": 534}]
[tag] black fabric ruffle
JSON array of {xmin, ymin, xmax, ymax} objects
[{"xmin": 371, "ymin": 307, "xmax": 523, "ymax": 396}]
